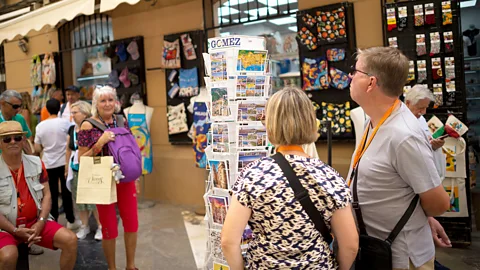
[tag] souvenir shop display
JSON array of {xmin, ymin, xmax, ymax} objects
[
  {"xmin": 162, "ymin": 30, "xmax": 205, "ymax": 144},
  {"xmin": 296, "ymin": 2, "xmax": 357, "ymax": 140},
  {"xmin": 383, "ymin": 0, "xmax": 471, "ymax": 244},
  {"xmin": 202, "ymin": 36, "xmax": 271, "ymax": 269},
  {"xmin": 105, "ymin": 36, "xmax": 147, "ymax": 110},
  {"xmin": 30, "ymin": 52, "xmax": 62, "ymax": 114}
]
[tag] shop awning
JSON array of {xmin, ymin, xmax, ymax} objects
[
  {"xmin": 100, "ymin": 0, "xmax": 141, "ymax": 13},
  {"xmin": 0, "ymin": 0, "xmax": 95, "ymax": 43}
]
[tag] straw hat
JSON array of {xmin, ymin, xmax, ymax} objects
[{"xmin": 0, "ymin": 121, "xmax": 27, "ymax": 137}]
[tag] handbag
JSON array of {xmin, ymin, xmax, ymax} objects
[
  {"xmin": 352, "ymin": 163, "xmax": 419, "ymax": 270},
  {"xmin": 271, "ymin": 153, "xmax": 333, "ymax": 244}
]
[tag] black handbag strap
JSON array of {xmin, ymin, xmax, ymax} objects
[
  {"xmin": 352, "ymin": 159, "xmax": 420, "ymax": 244},
  {"xmin": 272, "ymin": 152, "xmax": 333, "ymax": 244}
]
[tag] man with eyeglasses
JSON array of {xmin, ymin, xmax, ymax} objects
[
  {"xmin": 347, "ymin": 47, "xmax": 450, "ymax": 270},
  {"xmin": 0, "ymin": 121, "xmax": 78, "ymax": 270},
  {"xmin": 0, "ymin": 90, "xmax": 33, "ymax": 155}
]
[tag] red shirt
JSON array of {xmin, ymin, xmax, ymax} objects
[{"xmin": 10, "ymin": 162, "xmax": 49, "ymax": 223}]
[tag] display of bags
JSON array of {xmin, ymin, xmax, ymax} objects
[
  {"xmin": 30, "ymin": 55, "xmax": 42, "ymax": 87},
  {"xmin": 168, "ymin": 103, "xmax": 189, "ymax": 134},
  {"xmin": 41, "ymin": 53, "xmax": 56, "ymax": 85},
  {"xmin": 162, "ymin": 39, "xmax": 181, "ymax": 69},
  {"xmin": 76, "ymin": 156, "xmax": 117, "ymax": 205},
  {"xmin": 441, "ymin": 177, "xmax": 469, "ymax": 217}
]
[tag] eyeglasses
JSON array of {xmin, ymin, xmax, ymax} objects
[
  {"xmin": 350, "ymin": 65, "xmax": 373, "ymax": 77},
  {"xmin": 6, "ymin": 101, "xmax": 22, "ymax": 110},
  {"xmin": 2, "ymin": 135, "xmax": 23, "ymax": 144}
]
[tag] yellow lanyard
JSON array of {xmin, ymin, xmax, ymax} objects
[{"xmin": 348, "ymin": 100, "xmax": 400, "ymax": 186}]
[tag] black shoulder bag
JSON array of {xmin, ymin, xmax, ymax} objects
[
  {"xmin": 272, "ymin": 153, "xmax": 333, "ymax": 245},
  {"xmin": 352, "ymin": 163, "xmax": 419, "ymax": 270}
]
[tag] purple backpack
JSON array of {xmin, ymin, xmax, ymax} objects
[{"xmin": 86, "ymin": 116, "xmax": 142, "ymax": 183}]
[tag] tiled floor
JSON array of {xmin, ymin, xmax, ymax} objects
[{"xmin": 26, "ymin": 203, "xmax": 480, "ymax": 270}]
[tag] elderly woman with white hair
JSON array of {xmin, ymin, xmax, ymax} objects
[
  {"xmin": 77, "ymin": 86, "xmax": 138, "ymax": 270},
  {"xmin": 405, "ymin": 85, "xmax": 452, "ymax": 252},
  {"xmin": 221, "ymin": 87, "xmax": 358, "ymax": 269}
]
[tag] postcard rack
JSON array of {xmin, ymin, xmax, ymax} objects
[{"xmin": 201, "ymin": 35, "xmax": 273, "ymax": 270}]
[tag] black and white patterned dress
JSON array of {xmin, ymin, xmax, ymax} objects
[{"xmin": 232, "ymin": 154, "xmax": 351, "ymax": 269}]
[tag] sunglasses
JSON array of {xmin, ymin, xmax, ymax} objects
[
  {"xmin": 2, "ymin": 135, "xmax": 23, "ymax": 144},
  {"xmin": 6, "ymin": 101, "xmax": 22, "ymax": 110}
]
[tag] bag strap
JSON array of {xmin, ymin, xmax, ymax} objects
[
  {"xmin": 352, "ymin": 158, "xmax": 420, "ymax": 244},
  {"xmin": 272, "ymin": 152, "xmax": 333, "ymax": 244},
  {"xmin": 116, "ymin": 115, "xmax": 125, "ymax": 128},
  {"xmin": 59, "ymin": 103, "xmax": 67, "ymax": 117},
  {"xmin": 84, "ymin": 118, "xmax": 107, "ymax": 132}
]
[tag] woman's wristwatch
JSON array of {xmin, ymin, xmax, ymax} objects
[{"xmin": 39, "ymin": 217, "xmax": 46, "ymax": 222}]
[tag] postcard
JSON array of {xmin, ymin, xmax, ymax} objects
[
  {"xmin": 237, "ymin": 151, "xmax": 268, "ymax": 171},
  {"xmin": 208, "ymin": 195, "xmax": 229, "ymax": 226},
  {"xmin": 211, "ymin": 87, "xmax": 230, "ymax": 118},
  {"xmin": 212, "ymin": 123, "xmax": 229, "ymax": 152},
  {"xmin": 237, "ymin": 125, "xmax": 267, "ymax": 149},
  {"xmin": 236, "ymin": 75, "xmax": 266, "ymax": 97},
  {"xmin": 237, "ymin": 100, "xmax": 266, "ymax": 122},
  {"xmin": 213, "ymin": 262, "xmax": 230, "ymax": 270},
  {"xmin": 209, "ymin": 160, "xmax": 230, "ymax": 190},
  {"xmin": 236, "ymin": 50, "xmax": 268, "ymax": 72},
  {"xmin": 211, "ymin": 52, "xmax": 228, "ymax": 82},
  {"xmin": 241, "ymin": 226, "xmax": 253, "ymax": 246},
  {"xmin": 209, "ymin": 229, "xmax": 225, "ymax": 261}
]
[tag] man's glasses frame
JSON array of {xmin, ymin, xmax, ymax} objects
[{"xmin": 2, "ymin": 135, "xmax": 23, "ymax": 144}]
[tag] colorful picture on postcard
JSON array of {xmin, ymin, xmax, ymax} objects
[
  {"xmin": 236, "ymin": 76, "xmax": 266, "ymax": 97},
  {"xmin": 238, "ymin": 151, "xmax": 268, "ymax": 171},
  {"xmin": 211, "ymin": 88, "xmax": 230, "ymax": 118},
  {"xmin": 213, "ymin": 262, "xmax": 230, "ymax": 270},
  {"xmin": 208, "ymin": 195, "xmax": 229, "ymax": 225},
  {"xmin": 209, "ymin": 160, "xmax": 229, "ymax": 190},
  {"xmin": 237, "ymin": 101, "xmax": 266, "ymax": 122},
  {"xmin": 212, "ymin": 124, "xmax": 229, "ymax": 152},
  {"xmin": 211, "ymin": 52, "xmax": 228, "ymax": 82},
  {"xmin": 238, "ymin": 126, "xmax": 267, "ymax": 149},
  {"xmin": 241, "ymin": 226, "xmax": 253, "ymax": 246},
  {"xmin": 237, "ymin": 50, "xmax": 267, "ymax": 72}
]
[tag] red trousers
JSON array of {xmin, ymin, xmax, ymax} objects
[{"xmin": 96, "ymin": 181, "xmax": 138, "ymax": 240}]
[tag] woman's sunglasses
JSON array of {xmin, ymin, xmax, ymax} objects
[
  {"xmin": 2, "ymin": 135, "xmax": 23, "ymax": 144},
  {"xmin": 6, "ymin": 101, "xmax": 22, "ymax": 110}
]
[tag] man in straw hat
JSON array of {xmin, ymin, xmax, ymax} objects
[{"xmin": 0, "ymin": 121, "xmax": 77, "ymax": 269}]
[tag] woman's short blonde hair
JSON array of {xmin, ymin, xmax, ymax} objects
[
  {"xmin": 91, "ymin": 85, "xmax": 120, "ymax": 117},
  {"xmin": 266, "ymin": 87, "xmax": 317, "ymax": 146},
  {"xmin": 71, "ymin": 100, "xmax": 92, "ymax": 118}
]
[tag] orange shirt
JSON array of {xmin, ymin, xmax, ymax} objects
[
  {"xmin": 40, "ymin": 106, "xmax": 49, "ymax": 121},
  {"xmin": 11, "ymin": 162, "xmax": 49, "ymax": 223}
]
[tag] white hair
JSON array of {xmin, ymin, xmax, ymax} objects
[
  {"xmin": 405, "ymin": 85, "xmax": 434, "ymax": 105},
  {"xmin": 91, "ymin": 86, "xmax": 120, "ymax": 117}
]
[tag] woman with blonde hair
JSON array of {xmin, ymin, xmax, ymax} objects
[
  {"xmin": 66, "ymin": 100, "xmax": 102, "ymax": 241},
  {"xmin": 77, "ymin": 86, "xmax": 138, "ymax": 270},
  {"xmin": 20, "ymin": 91, "xmax": 38, "ymax": 139},
  {"xmin": 221, "ymin": 87, "xmax": 358, "ymax": 269}
]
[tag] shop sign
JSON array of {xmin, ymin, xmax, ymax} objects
[{"xmin": 208, "ymin": 36, "xmax": 266, "ymax": 51}]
